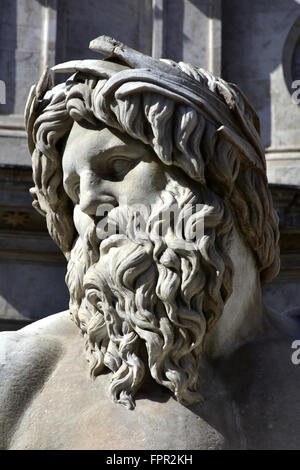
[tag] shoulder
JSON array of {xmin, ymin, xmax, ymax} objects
[
  {"xmin": 0, "ymin": 309, "xmax": 77, "ymax": 352},
  {"xmin": 0, "ymin": 311, "xmax": 77, "ymax": 449},
  {"xmin": 0, "ymin": 311, "xmax": 77, "ymax": 375},
  {"xmin": 8, "ymin": 309, "xmax": 76, "ymax": 337}
]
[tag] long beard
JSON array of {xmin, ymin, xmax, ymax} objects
[{"xmin": 65, "ymin": 180, "xmax": 233, "ymax": 409}]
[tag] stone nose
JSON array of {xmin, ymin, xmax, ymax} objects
[
  {"xmin": 79, "ymin": 171, "xmax": 103, "ymax": 216},
  {"xmin": 79, "ymin": 171, "xmax": 117, "ymax": 216}
]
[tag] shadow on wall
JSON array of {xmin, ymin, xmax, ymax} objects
[
  {"xmin": 154, "ymin": 0, "xmax": 221, "ymax": 63},
  {"xmin": 222, "ymin": 0, "xmax": 300, "ymax": 148},
  {"xmin": 55, "ymin": 0, "xmax": 153, "ymax": 85},
  {"xmin": 192, "ymin": 0, "xmax": 221, "ymax": 21},
  {"xmin": 161, "ymin": 0, "xmax": 185, "ymax": 61},
  {"xmin": 0, "ymin": 0, "xmax": 16, "ymax": 114}
]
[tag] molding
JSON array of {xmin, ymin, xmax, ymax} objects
[
  {"xmin": 270, "ymin": 185, "xmax": 300, "ymax": 230},
  {"xmin": 0, "ymin": 164, "xmax": 32, "ymax": 176},
  {"xmin": 0, "ymin": 129, "xmax": 27, "ymax": 138},
  {"xmin": 0, "ymin": 115, "xmax": 25, "ymax": 135},
  {"xmin": 0, "ymin": 248, "xmax": 66, "ymax": 266},
  {"xmin": 265, "ymin": 146, "xmax": 300, "ymax": 154},
  {"xmin": 0, "ymin": 230, "xmax": 50, "ymax": 241},
  {"xmin": 265, "ymin": 146, "xmax": 300, "ymax": 161},
  {"xmin": 0, "ymin": 230, "xmax": 66, "ymax": 266},
  {"xmin": 0, "ymin": 115, "xmax": 25, "ymax": 130}
]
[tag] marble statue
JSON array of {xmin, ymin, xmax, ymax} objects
[{"xmin": 1, "ymin": 36, "xmax": 300, "ymax": 450}]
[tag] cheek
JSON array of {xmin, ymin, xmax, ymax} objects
[
  {"xmin": 73, "ymin": 204, "xmax": 94, "ymax": 239},
  {"xmin": 118, "ymin": 161, "xmax": 166, "ymax": 203}
]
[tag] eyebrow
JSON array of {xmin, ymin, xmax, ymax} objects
[
  {"xmin": 63, "ymin": 142, "xmax": 146, "ymax": 187},
  {"xmin": 64, "ymin": 134, "xmax": 147, "ymax": 163}
]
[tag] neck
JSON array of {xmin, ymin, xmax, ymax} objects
[{"xmin": 203, "ymin": 230, "xmax": 265, "ymax": 359}]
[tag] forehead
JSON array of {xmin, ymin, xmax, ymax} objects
[{"xmin": 62, "ymin": 121, "xmax": 151, "ymax": 173}]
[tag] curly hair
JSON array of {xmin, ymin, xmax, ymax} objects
[{"xmin": 25, "ymin": 57, "xmax": 279, "ymax": 282}]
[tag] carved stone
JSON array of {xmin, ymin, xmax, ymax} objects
[{"xmin": 1, "ymin": 36, "xmax": 300, "ymax": 450}]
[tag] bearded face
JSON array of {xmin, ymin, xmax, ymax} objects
[{"xmin": 63, "ymin": 121, "xmax": 233, "ymax": 409}]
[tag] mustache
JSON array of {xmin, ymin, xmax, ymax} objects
[{"xmin": 91, "ymin": 199, "xmax": 206, "ymax": 254}]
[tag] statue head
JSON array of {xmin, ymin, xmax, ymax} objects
[{"xmin": 25, "ymin": 36, "xmax": 280, "ymax": 409}]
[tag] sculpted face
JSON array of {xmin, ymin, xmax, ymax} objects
[
  {"xmin": 61, "ymin": 118, "xmax": 231, "ymax": 408},
  {"xmin": 62, "ymin": 121, "xmax": 167, "ymax": 241}
]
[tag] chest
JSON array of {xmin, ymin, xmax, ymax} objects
[{"xmin": 8, "ymin": 349, "xmax": 229, "ymax": 450}]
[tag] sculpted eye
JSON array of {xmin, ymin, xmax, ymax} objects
[{"xmin": 110, "ymin": 158, "xmax": 135, "ymax": 177}]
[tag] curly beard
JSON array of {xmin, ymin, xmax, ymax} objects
[{"xmin": 65, "ymin": 178, "xmax": 233, "ymax": 409}]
